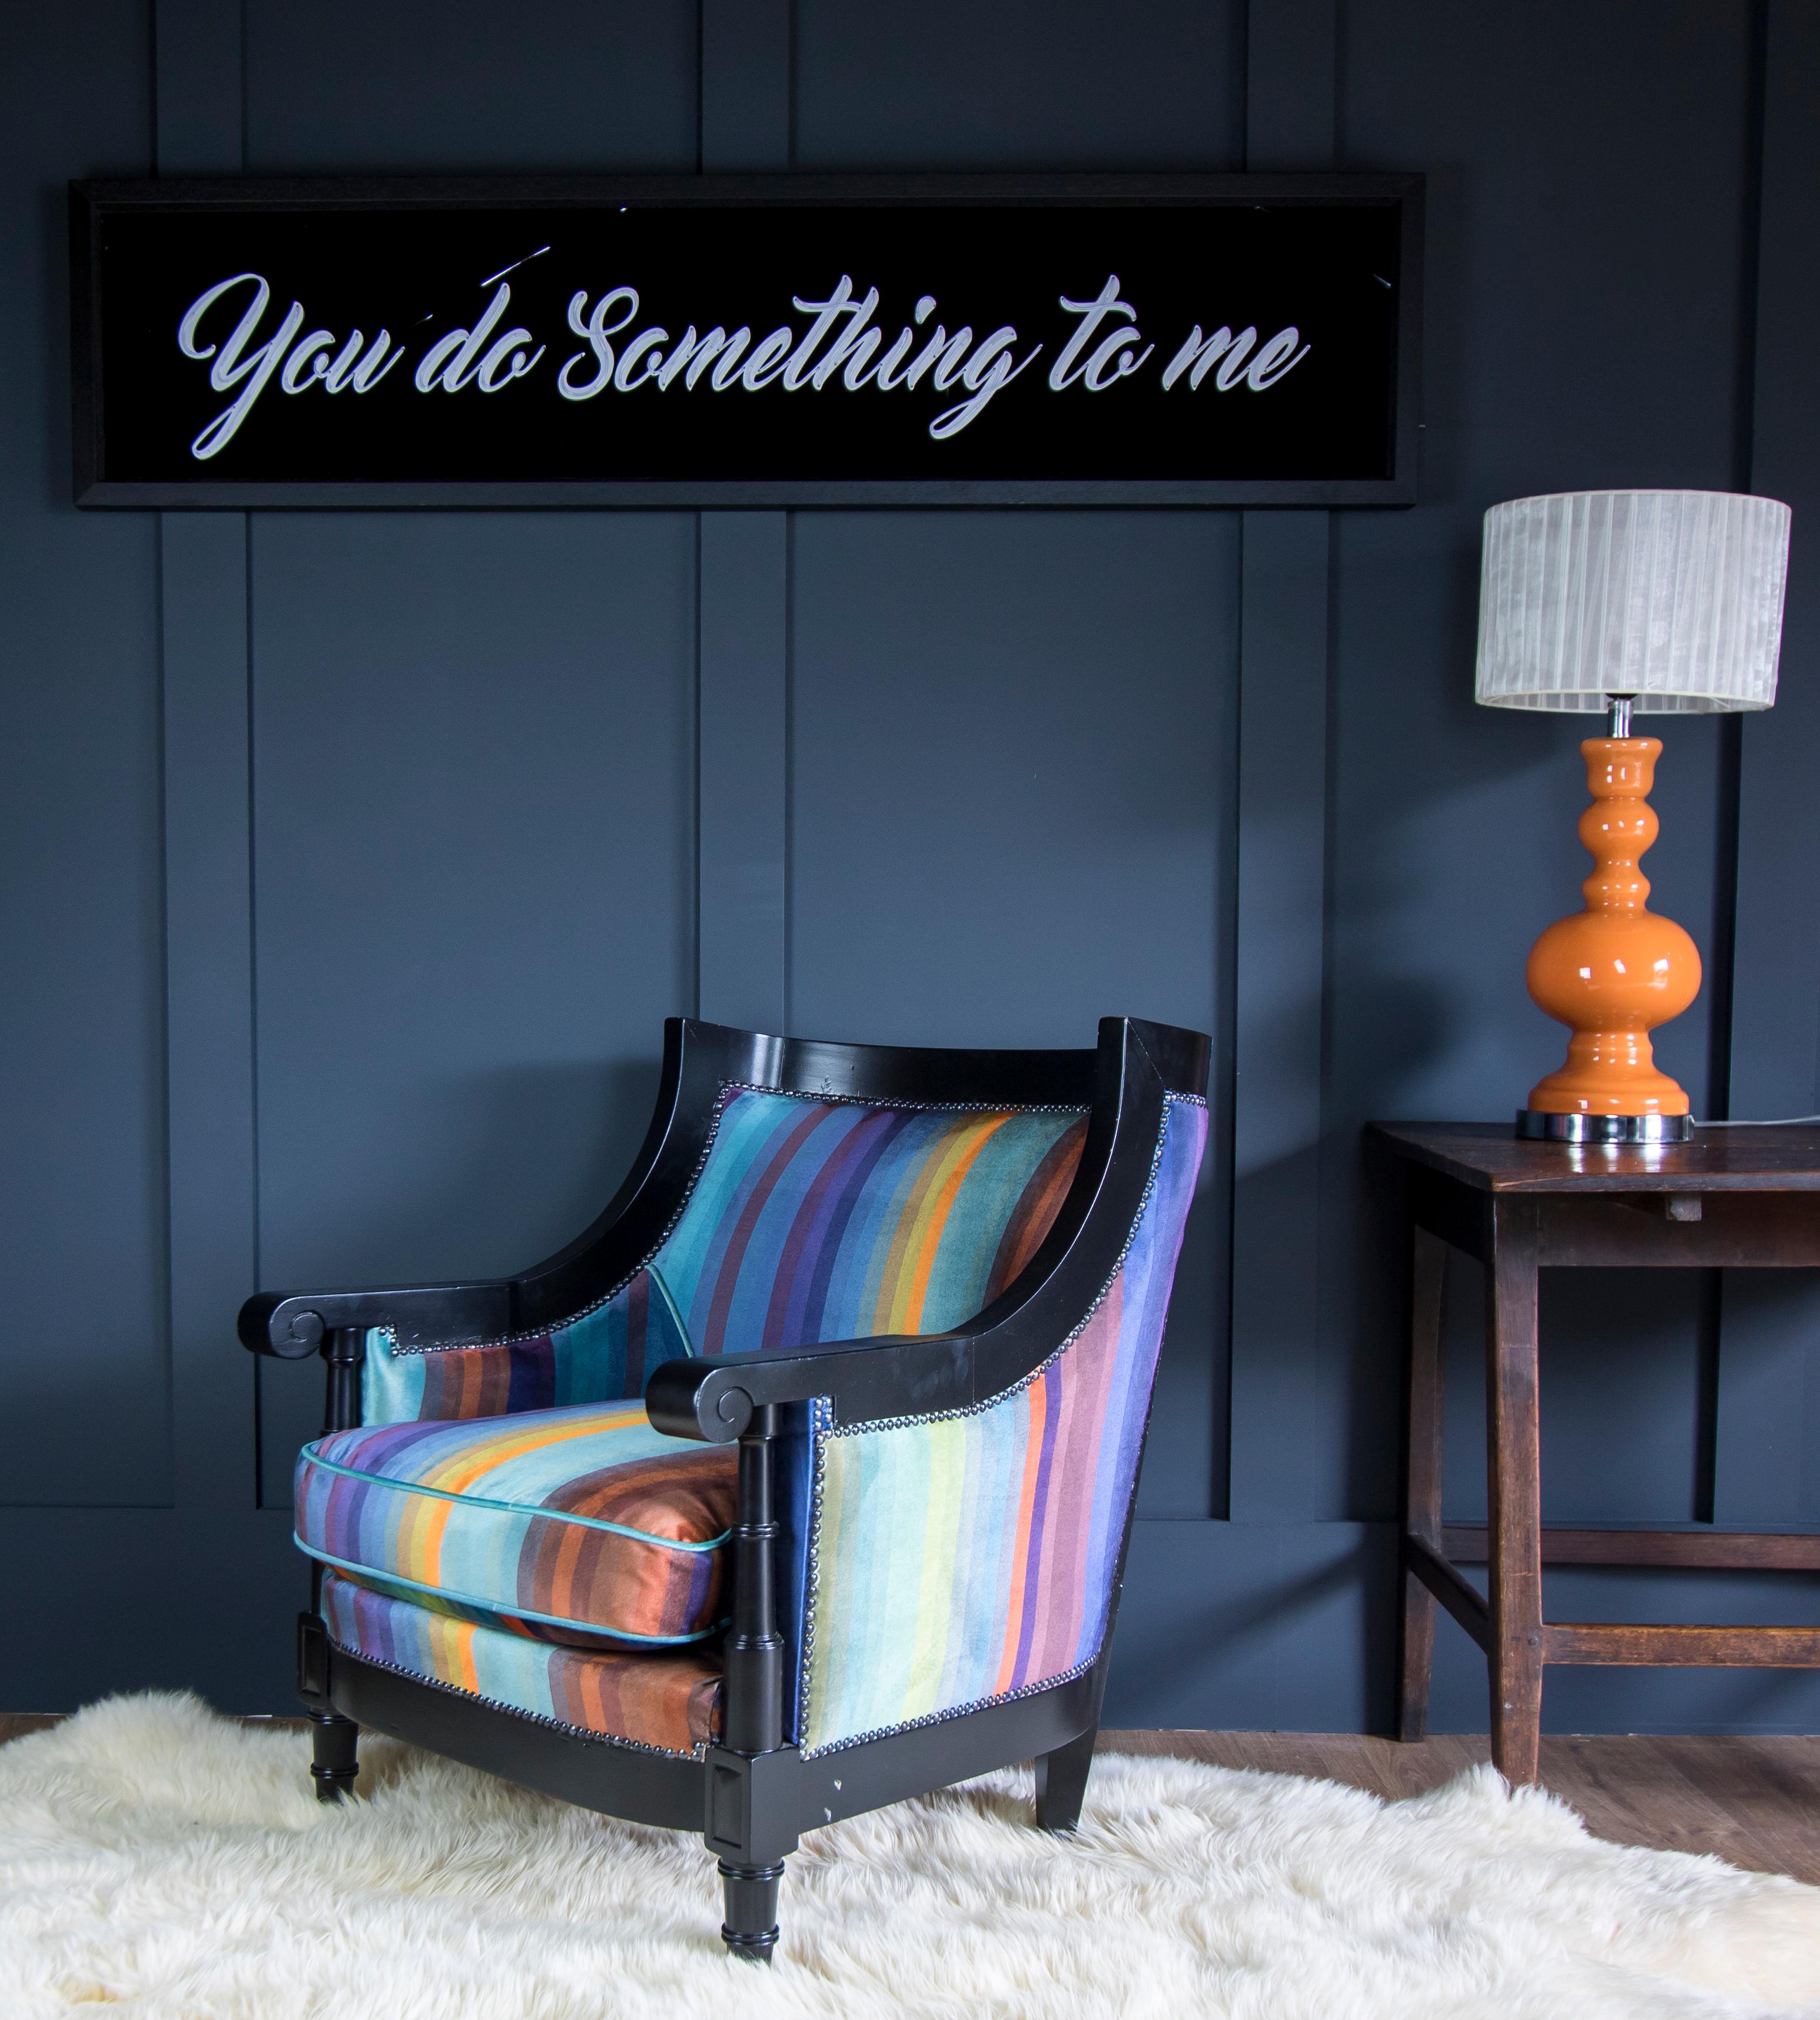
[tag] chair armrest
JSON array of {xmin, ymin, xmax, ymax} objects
[
  {"xmin": 238, "ymin": 1281, "xmax": 516, "ymax": 1358},
  {"xmin": 646, "ymin": 1333, "xmax": 982, "ymax": 1441}
]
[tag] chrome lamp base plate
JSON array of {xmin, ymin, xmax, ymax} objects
[{"xmin": 1516, "ymin": 1109, "xmax": 1692, "ymax": 1144}]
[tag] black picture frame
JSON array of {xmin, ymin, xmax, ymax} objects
[{"xmin": 71, "ymin": 172, "xmax": 1423, "ymax": 509}]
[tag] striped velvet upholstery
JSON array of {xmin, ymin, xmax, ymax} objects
[
  {"xmin": 362, "ymin": 1267, "xmax": 692, "ymax": 1426},
  {"xmin": 296, "ymin": 1402, "xmax": 737, "ymax": 1646},
  {"xmin": 363, "ymin": 1089, "xmax": 1088, "ymax": 1426},
  {"xmin": 798, "ymin": 1094, "xmax": 1206, "ymax": 1755},
  {"xmin": 321, "ymin": 1571, "xmax": 722, "ymax": 1756}
]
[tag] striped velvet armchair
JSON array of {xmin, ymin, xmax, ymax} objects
[{"xmin": 243, "ymin": 1015, "xmax": 1208, "ymax": 1961}]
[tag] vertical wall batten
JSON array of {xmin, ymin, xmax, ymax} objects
[
  {"xmin": 699, "ymin": 0, "xmax": 791, "ymax": 175},
  {"xmin": 1692, "ymin": 0, "xmax": 1769, "ymax": 1527},
  {"xmin": 160, "ymin": 514, "xmax": 257, "ymax": 1526},
  {"xmin": 1242, "ymin": 0, "xmax": 1337, "ymax": 164},
  {"xmin": 155, "ymin": 0, "xmax": 260, "ymax": 1530},
  {"xmin": 1715, "ymin": 0, "xmax": 1820, "ymax": 1534},
  {"xmin": 1699, "ymin": 0, "xmax": 1769, "ymax": 1129},
  {"xmin": 152, "ymin": 0, "xmax": 242, "ymax": 177},
  {"xmin": 697, "ymin": 514, "xmax": 791, "ymax": 1033},
  {"xmin": 695, "ymin": 0, "xmax": 792, "ymax": 1034},
  {"xmin": 152, "ymin": 0, "xmax": 307, "ymax": 1696},
  {"xmin": 1225, "ymin": 0, "xmax": 1339, "ymax": 1524},
  {"xmin": 1728, "ymin": 0, "xmax": 1820, "ymax": 1131}
]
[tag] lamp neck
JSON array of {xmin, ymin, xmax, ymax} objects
[
  {"xmin": 1606, "ymin": 693, "xmax": 1636, "ymax": 738},
  {"xmin": 1577, "ymin": 737, "xmax": 1661, "ymax": 917}
]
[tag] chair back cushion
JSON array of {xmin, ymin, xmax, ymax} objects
[
  {"xmin": 796, "ymin": 1091, "xmax": 1206, "ymax": 1754},
  {"xmin": 659, "ymin": 1091, "xmax": 1085, "ymax": 1355},
  {"xmin": 364, "ymin": 1089, "xmax": 1086, "ymax": 1424}
]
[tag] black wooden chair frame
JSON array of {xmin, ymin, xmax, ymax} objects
[{"xmin": 243, "ymin": 1014, "xmax": 1209, "ymax": 1961}]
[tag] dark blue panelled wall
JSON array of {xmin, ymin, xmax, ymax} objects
[{"xmin": 4, "ymin": 0, "xmax": 1818, "ymax": 1730}]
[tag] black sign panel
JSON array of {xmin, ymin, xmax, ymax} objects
[{"xmin": 71, "ymin": 174, "xmax": 1422, "ymax": 508}]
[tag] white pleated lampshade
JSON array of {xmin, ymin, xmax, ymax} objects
[{"xmin": 1474, "ymin": 490, "xmax": 1791, "ymax": 714}]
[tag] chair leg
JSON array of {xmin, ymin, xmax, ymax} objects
[
  {"xmin": 719, "ymin": 1860, "xmax": 784, "ymax": 1963},
  {"xmin": 1034, "ymin": 1726, "xmax": 1097, "ymax": 1833},
  {"xmin": 310, "ymin": 1709, "xmax": 360, "ymax": 1803}
]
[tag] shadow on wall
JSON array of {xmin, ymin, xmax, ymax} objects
[
  {"xmin": 1137, "ymin": 1157, "xmax": 1228, "ymax": 1521},
  {"xmin": 1108, "ymin": 1521, "xmax": 1399, "ymax": 1732}
]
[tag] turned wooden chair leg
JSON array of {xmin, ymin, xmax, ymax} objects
[
  {"xmin": 1399, "ymin": 1224, "xmax": 1449, "ymax": 1742},
  {"xmin": 305, "ymin": 1330, "xmax": 365, "ymax": 1805},
  {"xmin": 297, "ymin": 1610, "xmax": 358, "ymax": 1802},
  {"xmin": 719, "ymin": 1861, "xmax": 784, "ymax": 1961},
  {"xmin": 1035, "ymin": 1726, "xmax": 1097, "ymax": 1832},
  {"xmin": 1485, "ymin": 1201, "xmax": 1544, "ymax": 1786},
  {"xmin": 310, "ymin": 1709, "xmax": 360, "ymax": 1802},
  {"xmin": 710, "ymin": 1406, "xmax": 793, "ymax": 1964}
]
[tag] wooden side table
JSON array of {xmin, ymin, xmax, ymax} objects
[{"xmin": 1369, "ymin": 1122, "xmax": 1820, "ymax": 1785}]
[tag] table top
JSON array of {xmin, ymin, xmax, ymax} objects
[{"xmin": 1368, "ymin": 1121, "xmax": 1820, "ymax": 1194}]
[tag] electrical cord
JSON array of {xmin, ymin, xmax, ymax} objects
[{"xmin": 1696, "ymin": 1116, "xmax": 1820, "ymax": 1127}]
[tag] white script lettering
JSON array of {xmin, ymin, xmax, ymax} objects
[
  {"xmin": 417, "ymin": 285, "xmax": 542, "ymax": 394},
  {"xmin": 1244, "ymin": 325, "xmax": 1310, "ymax": 390},
  {"xmin": 171, "ymin": 265, "xmax": 1314, "ymax": 462},
  {"xmin": 176, "ymin": 273, "xmax": 404, "ymax": 459},
  {"xmin": 550, "ymin": 284, "xmax": 1038, "ymax": 437},
  {"xmin": 929, "ymin": 328, "xmax": 1043, "ymax": 438},
  {"xmin": 558, "ymin": 288, "xmax": 640, "ymax": 399},
  {"xmin": 1162, "ymin": 323, "xmax": 1308, "ymax": 392},
  {"xmin": 1050, "ymin": 277, "xmax": 1149, "ymax": 393}
]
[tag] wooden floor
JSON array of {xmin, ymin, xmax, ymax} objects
[
  {"xmin": 1103, "ymin": 1730, "xmax": 1820, "ymax": 1885},
  {"xmin": 4, "ymin": 1715, "xmax": 1815, "ymax": 1883}
]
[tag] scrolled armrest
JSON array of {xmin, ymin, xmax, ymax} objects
[
  {"xmin": 237, "ymin": 1281, "xmax": 514, "ymax": 1359},
  {"xmin": 645, "ymin": 1332, "xmax": 978, "ymax": 1443}
]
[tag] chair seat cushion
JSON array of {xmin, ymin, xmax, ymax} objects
[
  {"xmin": 321, "ymin": 1571, "xmax": 723, "ymax": 1756},
  {"xmin": 295, "ymin": 1402, "xmax": 736, "ymax": 1647}
]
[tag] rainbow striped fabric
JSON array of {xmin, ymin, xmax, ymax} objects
[
  {"xmin": 321, "ymin": 1570, "xmax": 723, "ymax": 1756},
  {"xmin": 798, "ymin": 1094, "xmax": 1206, "ymax": 1755},
  {"xmin": 363, "ymin": 1089, "xmax": 1087, "ymax": 1425},
  {"xmin": 363, "ymin": 1266, "xmax": 692, "ymax": 1426},
  {"xmin": 295, "ymin": 1401, "xmax": 737, "ymax": 1646}
]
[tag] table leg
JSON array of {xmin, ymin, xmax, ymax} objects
[
  {"xmin": 1485, "ymin": 1200, "xmax": 1543, "ymax": 1785},
  {"xmin": 1397, "ymin": 1224, "xmax": 1449, "ymax": 1741}
]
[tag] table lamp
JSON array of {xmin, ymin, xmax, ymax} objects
[{"xmin": 1475, "ymin": 490, "xmax": 1791, "ymax": 1142}]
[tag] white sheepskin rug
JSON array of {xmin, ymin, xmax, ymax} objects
[{"xmin": 2, "ymin": 1695, "xmax": 1818, "ymax": 2018}]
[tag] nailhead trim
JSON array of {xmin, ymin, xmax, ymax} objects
[
  {"xmin": 322, "ymin": 1627, "xmax": 717, "ymax": 1761},
  {"xmin": 795, "ymin": 1092, "xmax": 1194, "ymax": 1752},
  {"xmin": 799, "ymin": 1654, "xmax": 1101, "ymax": 1763},
  {"xmin": 383, "ymin": 1084, "xmax": 1090, "ymax": 1360}
]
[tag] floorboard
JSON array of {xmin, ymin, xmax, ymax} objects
[
  {"xmin": 4, "ymin": 1715, "xmax": 1816, "ymax": 1883},
  {"xmin": 1101, "ymin": 1730, "xmax": 1820, "ymax": 1883}
]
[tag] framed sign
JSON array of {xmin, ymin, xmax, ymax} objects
[{"xmin": 71, "ymin": 173, "xmax": 1422, "ymax": 509}]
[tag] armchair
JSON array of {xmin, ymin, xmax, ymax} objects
[{"xmin": 243, "ymin": 1014, "xmax": 1208, "ymax": 1961}]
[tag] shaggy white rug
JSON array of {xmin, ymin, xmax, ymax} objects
[{"xmin": 2, "ymin": 1696, "xmax": 1817, "ymax": 2018}]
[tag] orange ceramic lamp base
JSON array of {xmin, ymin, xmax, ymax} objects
[{"xmin": 1519, "ymin": 736, "xmax": 1700, "ymax": 1142}]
